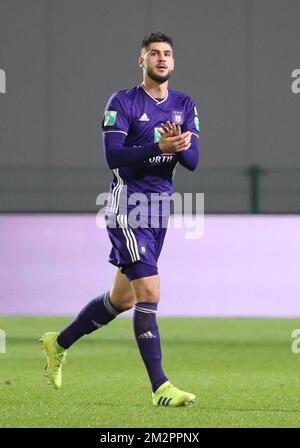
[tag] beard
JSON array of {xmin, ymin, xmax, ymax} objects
[{"xmin": 146, "ymin": 67, "xmax": 172, "ymax": 84}]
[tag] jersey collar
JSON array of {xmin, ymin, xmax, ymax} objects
[{"xmin": 140, "ymin": 83, "xmax": 169, "ymax": 106}]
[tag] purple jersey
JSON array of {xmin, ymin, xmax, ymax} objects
[{"xmin": 101, "ymin": 83, "xmax": 200, "ymax": 217}]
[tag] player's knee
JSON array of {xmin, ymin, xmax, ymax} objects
[
  {"xmin": 110, "ymin": 293, "xmax": 135, "ymax": 311},
  {"xmin": 120, "ymin": 297, "xmax": 136, "ymax": 311},
  {"xmin": 135, "ymin": 286, "xmax": 160, "ymax": 303}
]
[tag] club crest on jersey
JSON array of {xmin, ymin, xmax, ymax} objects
[{"xmin": 172, "ymin": 110, "xmax": 184, "ymax": 125}]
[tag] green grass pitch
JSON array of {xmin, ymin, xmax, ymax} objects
[{"xmin": 0, "ymin": 316, "xmax": 300, "ymax": 428}]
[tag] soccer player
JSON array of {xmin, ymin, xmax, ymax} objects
[{"xmin": 40, "ymin": 31, "xmax": 200, "ymax": 407}]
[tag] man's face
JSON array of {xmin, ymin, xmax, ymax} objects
[{"xmin": 139, "ymin": 42, "xmax": 174, "ymax": 84}]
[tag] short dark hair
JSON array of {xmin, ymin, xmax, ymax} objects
[{"xmin": 141, "ymin": 32, "xmax": 174, "ymax": 51}]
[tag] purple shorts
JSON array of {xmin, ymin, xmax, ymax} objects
[{"xmin": 105, "ymin": 213, "xmax": 169, "ymax": 281}]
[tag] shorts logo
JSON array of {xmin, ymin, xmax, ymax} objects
[
  {"xmin": 172, "ymin": 110, "xmax": 184, "ymax": 125},
  {"xmin": 140, "ymin": 244, "xmax": 146, "ymax": 254},
  {"xmin": 104, "ymin": 110, "xmax": 117, "ymax": 126}
]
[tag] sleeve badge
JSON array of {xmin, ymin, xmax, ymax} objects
[{"xmin": 104, "ymin": 110, "xmax": 117, "ymax": 126}]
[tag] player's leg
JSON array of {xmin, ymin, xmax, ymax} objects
[
  {"xmin": 56, "ymin": 268, "xmax": 133, "ymax": 348},
  {"xmin": 40, "ymin": 268, "xmax": 135, "ymax": 389},
  {"xmin": 109, "ymin": 267, "xmax": 136, "ymax": 310},
  {"xmin": 128, "ymin": 271, "xmax": 196, "ymax": 406},
  {"xmin": 56, "ymin": 267, "xmax": 134, "ymax": 348},
  {"xmin": 129, "ymin": 272, "xmax": 168, "ymax": 391}
]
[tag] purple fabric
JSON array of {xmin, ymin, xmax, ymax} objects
[
  {"xmin": 103, "ymin": 132, "xmax": 161, "ymax": 169},
  {"xmin": 57, "ymin": 292, "xmax": 120, "ymax": 349},
  {"xmin": 102, "ymin": 84, "xmax": 200, "ymax": 217},
  {"xmin": 106, "ymin": 214, "xmax": 168, "ymax": 269},
  {"xmin": 121, "ymin": 262, "xmax": 158, "ymax": 281},
  {"xmin": 177, "ymin": 134, "xmax": 199, "ymax": 171},
  {"xmin": 133, "ymin": 302, "xmax": 168, "ymax": 392},
  {"xmin": 1, "ymin": 214, "xmax": 300, "ymax": 317},
  {"xmin": 103, "ymin": 131, "xmax": 199, "ymax": 172}
]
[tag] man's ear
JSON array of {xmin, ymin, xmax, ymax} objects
[{"xmin": 138, "ymin": 56, "xmax": 144, "ymax": 68}]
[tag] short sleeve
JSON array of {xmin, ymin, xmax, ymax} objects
[
  {"xmin": 181, "ymin": 97, "xmax": 200, "ymax": 138},
  {"xmin": 101, "ymin": 92, "xmax": 130, "ymax": 135}
]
